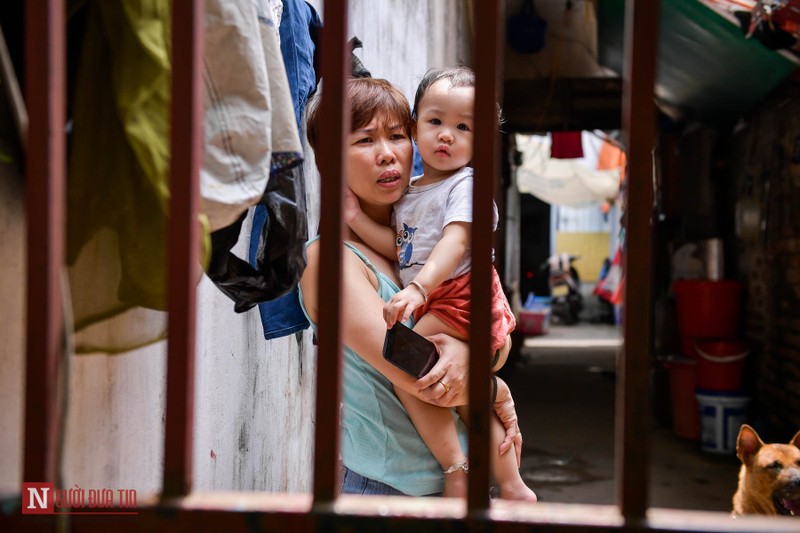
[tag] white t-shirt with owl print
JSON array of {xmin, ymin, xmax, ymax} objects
[{"xmin": 393, "ymin": 166, "xmax": 498, "ymax": 288}]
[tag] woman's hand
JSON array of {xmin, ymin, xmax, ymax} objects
[
  {"xmin": 415, "ymin": 333, "xmax": 469, "ymax": 406},
  {"xmin": 494, "ymin": 377, "xmax": 523, "ymax": 467},
  {"xmin": 343, "ymin": 187, "xmax": 362, "ymax": 226}
]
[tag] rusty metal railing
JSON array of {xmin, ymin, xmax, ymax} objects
[{"xmin": 17, "ymin": 0, "xmax": 795, "ymax": 531}]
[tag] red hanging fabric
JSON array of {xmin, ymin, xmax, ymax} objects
[{"xmin": 550, "ymin": 131, "xmax": 583, "ymax": 159}]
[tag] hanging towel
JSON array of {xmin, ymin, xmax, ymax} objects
[{"xmin": 550, "ymin": 131, "xmax": 584, "ymax": 159}]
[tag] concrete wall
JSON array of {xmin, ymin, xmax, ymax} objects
[
  {"xmin": 1, "ymin": 0, "xmax": 469, "ymax": 497},
  {"xmin": 504, "ymin": 0, "xmax": 614, "ymax": 80},
  {"xmin": 0, "ymin": 100, "xmax": 25, "ymax": 495}
]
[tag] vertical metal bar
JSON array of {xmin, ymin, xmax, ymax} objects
[
  {"xmin": 312, "ymin": 0, "xmax": 350, "ymax": 506},
  {"xmin": 23, "ymin": 0, "xmax": 65, "ymax": 486},
  {"xmin": 616, "ymin": 0, "xmax": 659, "ymax": 520},
  {"xmin": 162, "ymin": 0, "xmax": 204, "ymax": 499},
  {"xmin": 468, "ymin": 0, "xmax": 504, "ymax": 514}
]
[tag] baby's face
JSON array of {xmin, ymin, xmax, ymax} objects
[{"xmin": 414, "ymin": 80, "xmax": 474, "ymax": 178}]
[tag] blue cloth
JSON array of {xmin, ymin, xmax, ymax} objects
[
  {"xmin": 279, "ymin": 0, "xmax": 321, "ymax": 126},
  {"xmin": 250, "ymin": 0, "xmax": 321, "ymax": 339},
  {"xmin": 340, "ymin": 465, "xmax": 443, "ymax": 497},
  {"xmin": 340, "ymin": 465, "xmax": 407, "ymax": 496},
  {"xmin": 249, "ymin": 205, "xmax": 310, "ymax": 339},
  {"xmin": 412, "ymin": 140, "xmax": 424, "ymax": 177}
]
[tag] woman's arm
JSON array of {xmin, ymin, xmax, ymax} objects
[
  {"xmin": 494, "ymin": 376, "xmax": 524, "ymax": 467},
  {"xmin": 301, "ymin": 244, "xmax": 522, "ymax": 459},
  {"xmin": 300, "ymin": 242, "xmax": 470, "ymax": 404}
]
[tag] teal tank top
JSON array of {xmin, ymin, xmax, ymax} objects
[{"xmin": 298, "ymin": 240, "xmax": 467, "ymax": 496}]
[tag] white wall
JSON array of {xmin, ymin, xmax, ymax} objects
[
  {"xmin": 311, "ymin": 0, "xmax": 470, "ymax": 104},
  {"xmin": 0, "ymin": 137, "xmax": 25, "ymax": 495},
  {"xmin": 1, "ymin": 0, "xmax": 469, "ymax": 497}
]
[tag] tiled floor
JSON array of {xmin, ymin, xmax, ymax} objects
[{"xmin": 504, "ymin": 323, "xmax": 741, "ymax": 513}]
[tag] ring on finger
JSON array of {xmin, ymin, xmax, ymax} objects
[{"xmin": 438, "ymin": 380, "xmax": 450, "ymax": 393}]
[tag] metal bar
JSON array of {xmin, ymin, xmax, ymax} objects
[
  {"xmin": 162, "ymin": 0, "xmax": 204, "ymax": 499},
  {"xmin": 23, "ymin": 0, "xmax": 65, "ymax": 486},
  {"xmin": 616, "ymin": 0, "xmax": 660, "ymax": 520},
  {"xmin": 55, "ymin": 495, "xmax": 800, "ymax": 533},
  {"xmin": 468, "ymin": 0, "xmax": 505, "ymax": 514},
  {"xmin": 312, "ymin": 0, "xmax": 350, "ymax": 506}
]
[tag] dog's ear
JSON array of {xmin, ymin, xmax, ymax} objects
[
  {"xmin": 790, "ymin": 429, "xmax": 800, "ymax": 449},
  {"xmin": 736, "ymin": 424, "xmax": 763, "ymax": 462}
]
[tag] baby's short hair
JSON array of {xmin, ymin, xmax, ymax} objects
[
  {"xmin": 412, "ymin": 66, "xmax": 503, "ymax": 125},
  {"xmin": 412, "ymin": 66, "xmax": 475, "ymax": 119}
]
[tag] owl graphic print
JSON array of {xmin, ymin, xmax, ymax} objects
[{"xmin": 393, "ymin": 167, "xmax": 498, "ymax": 289}]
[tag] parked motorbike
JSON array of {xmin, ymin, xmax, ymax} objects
[{"xmin": 541, "ymin": 253, "xmax": 583, "ymax": 325}]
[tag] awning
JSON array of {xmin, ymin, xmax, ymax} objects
[{"xmin": 598, "ymin": 0, "xmax": 800, "ymax": 124}]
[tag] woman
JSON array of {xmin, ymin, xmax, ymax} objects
[{"xmin": 299, "ymin": 77, "xmax": 523, "ymax": 496}]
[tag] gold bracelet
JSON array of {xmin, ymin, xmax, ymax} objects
[{"xmin": 409, "ymin": 280, "xmax": 428, "ymax": 303}]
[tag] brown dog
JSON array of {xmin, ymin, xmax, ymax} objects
[{"xmin": 732, "ymin": 424, "xmax": 800, "ymax": 516}]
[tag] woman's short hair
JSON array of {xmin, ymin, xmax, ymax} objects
[{"xmin": 306, "ymin": 78, "xmax": 413, "ymax": 154}]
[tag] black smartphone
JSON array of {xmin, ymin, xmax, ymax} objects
[{"xmin": 382, "ymin": 322, "xmax": 439, "ymax": 379}]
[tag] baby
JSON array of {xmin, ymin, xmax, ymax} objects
[{"xmin": 347, "ymin": 66, "xmax": 536, "ymax": 502}]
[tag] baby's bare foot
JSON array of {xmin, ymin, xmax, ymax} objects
[{"xmin": 499, "ymin": 481, "xmax": 537, "ymax": 503}]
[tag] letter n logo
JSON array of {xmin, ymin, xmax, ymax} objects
[{"xmin": 22, "ymin": 482, "xmax": 54, "ymax": 514}]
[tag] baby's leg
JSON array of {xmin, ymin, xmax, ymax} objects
[
  {"xmin": 489, "ymin": 413, "xmax": 537, "ymax": 502},
  {"xmin": 452, "ymin": 405, "xmax": 536, "ymax": 502},
  {"xmin": 395, "ymin": 388, "xmax": 467, "ymax": 497},
  {"xmin": 402, "ymin": 313, "xmax": 469, "ymax": 497}
]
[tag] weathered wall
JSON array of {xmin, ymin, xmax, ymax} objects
[
  {"xmin": 0, "ymin": 96, "xmax": 25, "ymax": 494},
  {"xmin": 1, "ymin": 0, "xmax": 469, "ymax": 496},
  {"xmin": 336, "ymin": 0, "xmax": 470, "ymax": 102},
  {"xmin": 504, "ymin": 0, "xmax": 614, "ymax": 80},
  {"xmin": 728, "ymin": 82, "xmax": 800, "ymax": 437}
]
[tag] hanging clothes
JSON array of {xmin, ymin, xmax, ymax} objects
[
  {"xmin": 201, "ymin": 0, "xmax": 302, "ymax": 232},
  {"xmin": 550, "ymin": 131, "xmax": 584, "ymax": 159},
  {"xmin": 250, "ymin": 0, "xmax": 321, "ymax": 339},
  {"xmin": 67, "ymin": 0, "xmax": 184, "ymax": 353},
  {"xmin": 204, "ymin": 0, "xmax": 308, "ymax": 313},
  {"xmin": 66, "ymin": 0, "xmax": 305, "ymax": 352}
]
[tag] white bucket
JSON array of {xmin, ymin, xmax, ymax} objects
[{"xmin": 695, "ymin": 391, "xmax": 750, "ymax": 454}]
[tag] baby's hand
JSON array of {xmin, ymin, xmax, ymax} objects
[
  {"xmin": 383, "ymin": 286, "xmax": 425, "ymax": 328},
  {"xmin": 343, "ymin": 187, "xmax": 361, "ymax": 226}
]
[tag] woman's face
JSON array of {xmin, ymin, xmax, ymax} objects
[{"xmin": 346, "ymin": 114, "xmax": 412, "ymax": 208}]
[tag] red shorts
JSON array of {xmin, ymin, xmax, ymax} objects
[{"xmin": 413, "ymin": 269, "xmax": 516, "ymax": 352}]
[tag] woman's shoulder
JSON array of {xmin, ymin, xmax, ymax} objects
[{"xmin": 304, "ymin": 239, "xmax": 382, "ymax": 282}]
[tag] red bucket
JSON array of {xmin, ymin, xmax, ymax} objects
[
  {"xmin": 673, "ymin": 280, "xmax": 742, "ymax": 358},
  {"xmin": 665, "ymin": 356, "xmax": 699, "ymax": 440},
  {"xmin": 695, "ymin": 340, "xmax": 748, "ymax": 392}
]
